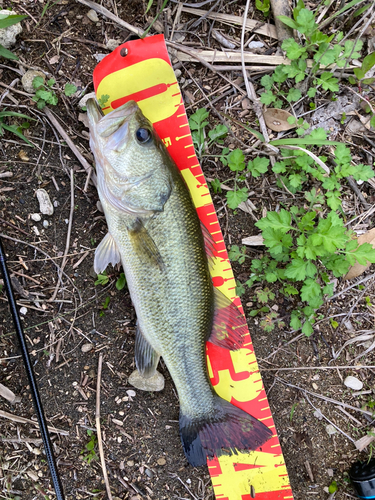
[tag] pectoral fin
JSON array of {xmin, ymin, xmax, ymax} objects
[
  {"xmin": 129, "ymin": 218, "xmax": 164, "ymax": 271},
  {"xmin": 135, "ymin": 323, "xmax": 160, "ymax": 378},
  {"xmin": 208, "ymin": 287, "xmax": 248, "ymax": 350},
  {"xmin": 94, "ymin": 232, "xmax": 121, "ymax": 274}
]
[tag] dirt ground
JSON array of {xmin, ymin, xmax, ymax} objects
[{"xmin": 1, "ymin": 1, "xmax": 375, "ymax": 499}]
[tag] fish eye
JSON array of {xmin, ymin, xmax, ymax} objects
[{"xmin": 136, "ymin": 127, "xmax": 151, "ymax": 144}]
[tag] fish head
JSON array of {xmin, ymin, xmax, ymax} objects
[{"xmin": 87, "ymin": 99, "xmax": 173, "ymax": 216}]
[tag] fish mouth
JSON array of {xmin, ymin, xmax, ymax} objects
[
  {"xmin": 107, "ymin": 100, "xmax": 139, "ymax": 120},
  {"xmin": 87, "ymin": 98, "xmax": 140, "ymax": 135},
  {"xmin": 95, "ymin": 100, "xmax": 139, "ymax": 139}
]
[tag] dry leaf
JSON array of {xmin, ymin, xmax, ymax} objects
[
  {"xmin": 78, "ymin": 112, "xmax": 89, "ymax": 128},
  {"xmin": 0, "ymin": 383, "xmax": 21, "ymax": 404},
  {"xmin": 355, "ymin": 428, "xmax": 375, "ymax": 451},
  {"xmin": 263, "ymin": 108, "xmax": 297, "ymax": 132},
  {"xmin": 344, "ymin": 228, "xmax": 375, "ymax": 280},
  {"xmin": 238, "ymin": 199, "xmax": 257, "ymax": 214},
  {"xmin": 356, "ymin": 111, "xmax": 372, "ymax": 131},
  {"xmin": 18, "ymin": 150, "xmax": 29, "ymax": 161},
  {"xmin": 49, "ymin": 55, "xmax": 60, "ymax": 64},
  {"xmin": 346, "ymin": 118, "xmax": 368, "ymax": 135},
  {"xmin": 242, "ymin": 234, "xmax": 264, "ymax": 246}
]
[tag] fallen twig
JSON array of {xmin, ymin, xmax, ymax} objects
[
  {"xmin": 43, "ymin": 107, "xmax": 97, "ymax": 188},
  {"xmin": 304, "ymin": 393, "xmax": 355, "ymax": 443},
  {"xmin": 0, "ymin": 234, "xmax": 82, "ymax": 305},
  {"xmin": 259, "ymin": 364, "xmax": 375, "ymax": 371},
  {"xmin": 0, "ymin": 409, "xmax": 68, "ymax": 435},
  {"xmin": 181, "ymin": 6, "xmax": 278, "ymax": 39},
  {"xmin": 240, "ymin": 0, "xmax": 277, "ymax": 155},
  {"xmin": 76, "ymin": 0, "xmax": 142, "ymax": 36},
  {"xmin": 276, "ymin": 377, "xmax": 375, "ymax": 417},
  {"xmin": 269, "ymin": 0, "xmax": 293, "ymax": 43},
  {"xmin": 96, "ymin": 353, "xmax": 113, "ymax": 500},
  {"xmin": 49, "ymin": 169, "xmax": 74, "ymax": 302}
]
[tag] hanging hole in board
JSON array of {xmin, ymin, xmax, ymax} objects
[
  {"xmin": 120, "ymin": 47, "xmax": 128, "ymax": 57},
  {"xmin": 250, "ymin": 485, "xmax": 256, "ymax": 498}
]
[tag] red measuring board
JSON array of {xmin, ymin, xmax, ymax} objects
[{"xmin": 93, "ymin": 34, "xmax": 293, "ymax": 500}]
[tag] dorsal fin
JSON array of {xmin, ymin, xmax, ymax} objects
[{"xmin": 208, "ymin": 287, "xmax": 248, "ymax": 350}]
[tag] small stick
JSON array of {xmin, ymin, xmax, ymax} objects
[
  {"xmin": 276, "ymin": 377, "xmax": 374, "ymax": 417},
  {"xmin": 269, "ymin": 0, "xmax": 294, "ymax": 44},
  {"xmin": 336, "ymin": 407, "xmax": 363, "ymax": 427},
  {"xmin": 0, "ymin": 233, "xmax": 82, "ymax": 304},
  {"xmin": 0, "ymin": 217, "xmax": 30, "ymax": 237},
  {"xmin": 72, "ymin": 251, "xmax": 90, "ymax": 270},
  {"xmin": 304, "ymin": 392, "xmax": 355, "ymax": 443},
  {"xmin": 0, "ymin": 409, "xmax": 68, "ymax": 435},
  {"xmin": 43, "ymin": 107, "xmax": 97, "ymax": 188},
  {"xmin": 76, "ymin": 0, "xmax": 142, "ymax": 36},
  {"xmin": 49, "ymin": 169, "xmax": 74, "ymax": 302},
  {"xmin": 96, "ymin": 353, "xmax": 113, "ymax": 500},
  {"xmin": 240, "ymin": 0, "xmax": 278, "ymax": 155},
  {"xmin": 304, "ymin": 460, "xmax": 315, "ymax": 482}
]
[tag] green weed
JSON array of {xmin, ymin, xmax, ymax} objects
[
  {"xmin": 231, "ymin": 209, "xmax": 375, "ymax": 335},
  {"xmin": 95, "ymin": 271, "xmax": 109, "ymax": 286},
  {"xmin": 0, "ymin": 110, "xmax": 35, "ymax": 146},
  {"xmin": 32, "ymin": 77, "xmax": 78, "ymax": 109},
  {"xmin": 255, "ymin": 0, "xmax": 270, "ymax": 16},
  {"xmin": 189, "ymin": 107, "xmax": 228, "ymax": 157},
  {"xmin": 81, "ymin": 429, "xmax": 98, "ymax": 465}
]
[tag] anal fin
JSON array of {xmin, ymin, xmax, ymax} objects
[
  {"xmin": 208, "ymin": 287, "xmax": 248, "ymax": 350},
  {"xmin": 129, "ymin": 324, "xmax": 164, "ymax": 392},
  {"xmin": 135, "ymin": 323, "xmax": 160, "ymax": 378},
  {"xmin": 94, "ymin": 232, "xmax": 121, "ymax": 274}
]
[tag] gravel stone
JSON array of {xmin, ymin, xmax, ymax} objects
[
  {"xmin": 0, "ymin": 10, "xmax": 22, "ymax": 48},
  {"xmin": 344, "ymin": 375, "xmax": 363, "ymax": 390},
  {"xmin": 21, "ymin": 70, "xmax": 45, "ymax": 94}
]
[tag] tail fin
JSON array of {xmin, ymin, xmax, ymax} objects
[{"xmin": 179, "ymin": 395, "xmax": 272, "ymax": 467}]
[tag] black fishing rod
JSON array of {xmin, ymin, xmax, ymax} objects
[{"xmin": 0, "ymin": 237, "xmax": 65, "ymax": 500}]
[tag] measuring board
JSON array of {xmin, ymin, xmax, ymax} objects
[{"xmin": 93, "ymin": 34, "xmax": 293, "ymax": 500}]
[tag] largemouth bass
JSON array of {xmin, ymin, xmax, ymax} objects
[{"xmin": 87, "ymin": 99, "xmax": 272, "ymax": 466}]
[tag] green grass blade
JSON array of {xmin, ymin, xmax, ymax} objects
[
  {"xmin": 0, "ymin": 43, "xmax": 18, "ymax": 60},
  {"xmin": 0, "ymin": 14, "xmax": 27, "ymax": 29}
]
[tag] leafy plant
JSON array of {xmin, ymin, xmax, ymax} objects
[
  {"xmin": 32, "ymin": 76, "xmax": 58, "ymax": 109},
  {"xmin": 32, "ymin": 77, "xmax": 78, "ymax": 109},
  {"xmin": 328, "ymin": 480, "xmax": 338, "ymax": 494},
  {"xmin": 81, "ymin": 430, "xmax": 98, "ymax": 465},
  {"xmin": 290, "ymin": 402, "xmax": 298, "ymax": 421},
  {"xmin": 189, "ymin": 107, "xmax": 228, "ymax": 157},
  {"xmin": 64, "ymin": 83, "xmax": 77, "ymax": 96},
  {"xmin": 98, "ymin": 94, "xmax": 110, "ymax": 108},
  {"xmin": 99, "ymin": 296, "xmax": 111, "ymax": 317},
  {"xmin": 222, "ymin": 149, "xmax": 270, "ymax": 209},
  {"xmin": 0, "ymin": 13, "xmax": 27, "ymax": 60},
  {"xmin": 95, "ymin": 271, "xmax": 109, "ymax": 286},
  {"xmin": 116, "ymin": 272, "xmax": 126, "ymax": 290},
  {"xmin": 233, "ymin": 209, "xmax": 375, "ymax": 335},
  {"xmin": 270, "ymin": 130, "xmax": 374, "ymax": 210},
  {"xmin": 259, "ymin": 0, "xmax": 365, "ymax": 108},
  {"xmin": 0, "ymin": 110, "xmax": 34, "ymax": 146},
  {"xmin": 347, "ymin": 51, "xmax": 375, "ymax": 129},
  {"xmin": 255, "ymin": 0, "xmax": 270, "ymax": 16}
]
